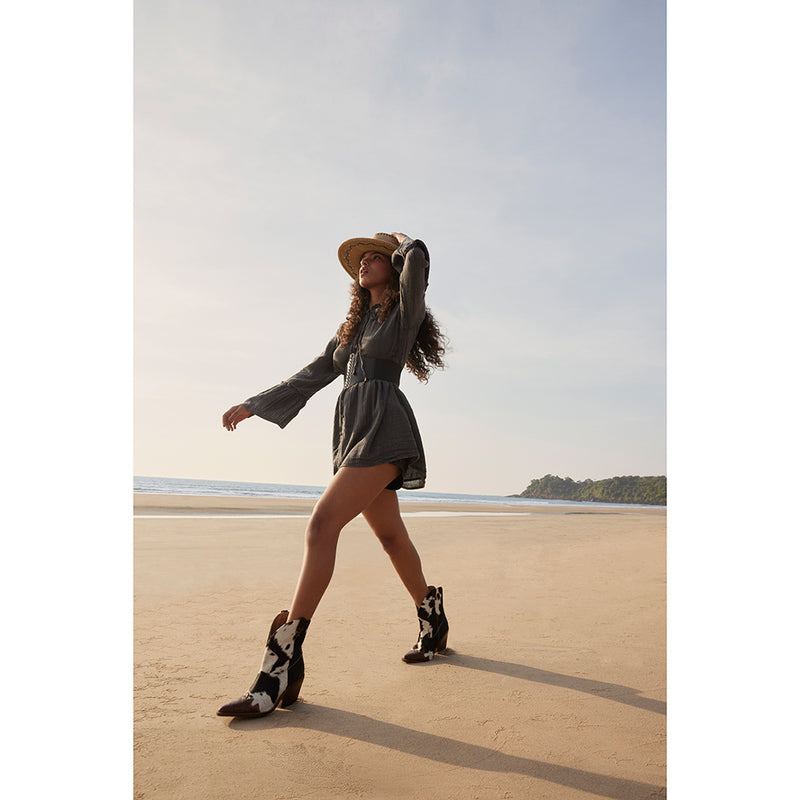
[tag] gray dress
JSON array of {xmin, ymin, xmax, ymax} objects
[{"xmin": 242, "ymin": 238, "xmax": 431, "ymax": 490}]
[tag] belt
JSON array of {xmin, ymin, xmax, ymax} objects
[{"xmin": 344, "ymin": 355, "xmax": 403, "ymax": 388}]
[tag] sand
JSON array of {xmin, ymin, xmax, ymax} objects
[{"xmin": 134, "ymin": 494, "xmax": 666, "ymax": 799}]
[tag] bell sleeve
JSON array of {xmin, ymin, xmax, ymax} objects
[
  {"xmin": 242, "ymin": 334, "xmax": 341, "ymax": 428},
  {"xmin": 391, "ymin": 237, "xmax": 430, "ymax": 332}
]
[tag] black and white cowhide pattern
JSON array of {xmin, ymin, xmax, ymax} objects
[
  {"xmin": 217, "ymin": 616, "xmax": 309, "ymax": 717},
  {"xmin": 411, "ymin": 586, "xmax": 448, "ymax": 661}
]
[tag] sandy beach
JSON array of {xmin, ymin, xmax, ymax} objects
[{"xmin": 134, "ymin": 494, "xmax": 666, "ymax": 799}]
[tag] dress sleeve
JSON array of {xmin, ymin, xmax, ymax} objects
[
  {"xmin": 242, "ymin": 334, "xmax": 341, "ymax": 428},
  {"xmin": 391, "ymin": 238, "xmax": 430, "ymax": 330}
]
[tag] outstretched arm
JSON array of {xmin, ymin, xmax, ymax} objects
[{"xmin": 223, "ymin": 333, "xmax": 341, "ymax": 432}]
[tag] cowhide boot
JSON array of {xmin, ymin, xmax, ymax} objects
[
  {"xmin": 217, "ymin": 611, "xmax": 310, "ymax": 717},
  {"xmin": 402, "ymin": 585, "xmax": 449, "ymax": 663}
]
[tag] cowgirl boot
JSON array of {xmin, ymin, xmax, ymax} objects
[
  {"xmin": 217, "ymin": 611, "xmax": 310, "ymax": 717},
  {"xmin": 402, "ymin": 586, "xmax": 449, "ymax": 663}
]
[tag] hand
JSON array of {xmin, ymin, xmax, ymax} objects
[
  {"xmin": 391, "ymin": 232, "xmax": 410, "ymax": 246},
  {"xmin": 222, "ymin": 404, "xmax": 253, "ymax": 431}
]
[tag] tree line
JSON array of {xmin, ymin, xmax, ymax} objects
[{"xmin": 519, "ymin": 474, "xmax": 666, "ymax": 506}]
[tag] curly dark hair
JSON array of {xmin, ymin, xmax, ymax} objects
[{"xmin": 338, "ymin": 276, "xmax": 447, "ymax": 383}]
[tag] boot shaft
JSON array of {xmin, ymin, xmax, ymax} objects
[{"xmin": 260, "ymin": 617, "xmax": 310, "ymax": 674}]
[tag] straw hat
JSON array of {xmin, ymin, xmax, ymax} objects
[{"xmin": 337, "ymin": 232, "xmax": 400, "ymax": 279}]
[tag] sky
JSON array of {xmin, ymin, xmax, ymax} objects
[{"xmin": 134, "ymin": 0, "xmax": 666, "ymax": 495}]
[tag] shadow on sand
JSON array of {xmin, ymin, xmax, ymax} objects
[
  {"xmin": 441, "ymin": 651, "xmax": 666, "ymax": 716},
  {"xmin": 230, "ymin": 700, "xmax": 665, "ymax": 800}
]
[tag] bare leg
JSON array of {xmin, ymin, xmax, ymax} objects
[
  {"xmin": 288, "ymin": 464, "xmax": 401, "ymax": 621},
  {"xmin": 361, "ymin": 488, "xmax": 429, "ymax": 607}
]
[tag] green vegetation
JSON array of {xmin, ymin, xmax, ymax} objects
[{"xmin": 519, "ymin": 474, "xmax": 666, "ymax": 506}]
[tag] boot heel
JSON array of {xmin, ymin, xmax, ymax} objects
[
  {"xmin": 280, "ymin": 676, "xmax": 303, "ymax": 708},
  {"xmin": 437, "ymin": 630, "xmax": 448, "ymax": 653}
]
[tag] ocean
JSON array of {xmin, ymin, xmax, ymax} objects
[{"xmin": 133, "ymin": 475, "xmax": 663, "ymax": 510}]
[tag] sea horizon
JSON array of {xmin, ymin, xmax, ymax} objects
[{"xmin": 134, "ymin": 475, "xmax": 665, "ymax": 510}]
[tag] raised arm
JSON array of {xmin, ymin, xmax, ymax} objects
[{"xmin": 390, "ymin": 232, "xmax": 430, "ymax": 331}]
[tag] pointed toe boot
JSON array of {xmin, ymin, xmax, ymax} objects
[
  {"xmin": 403, "ymin": 586, "xmax": 449, "ymax": 664},
  {"xmin": 217, "ymin": 611, "xmax": 310, "ymax": 717}
]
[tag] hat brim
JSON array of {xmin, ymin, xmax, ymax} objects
[{"xmin": 337, "ymin": 237, "xmax": 398, "ymax": 279}]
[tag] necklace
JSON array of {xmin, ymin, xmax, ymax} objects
[{"xmin": 345, "ymin": 314, "xmax": 369, "ymax": 387}]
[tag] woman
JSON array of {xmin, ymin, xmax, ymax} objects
[{"xmin": 217, "ymin": 231, "xmax": 449, "ymax": 718}]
